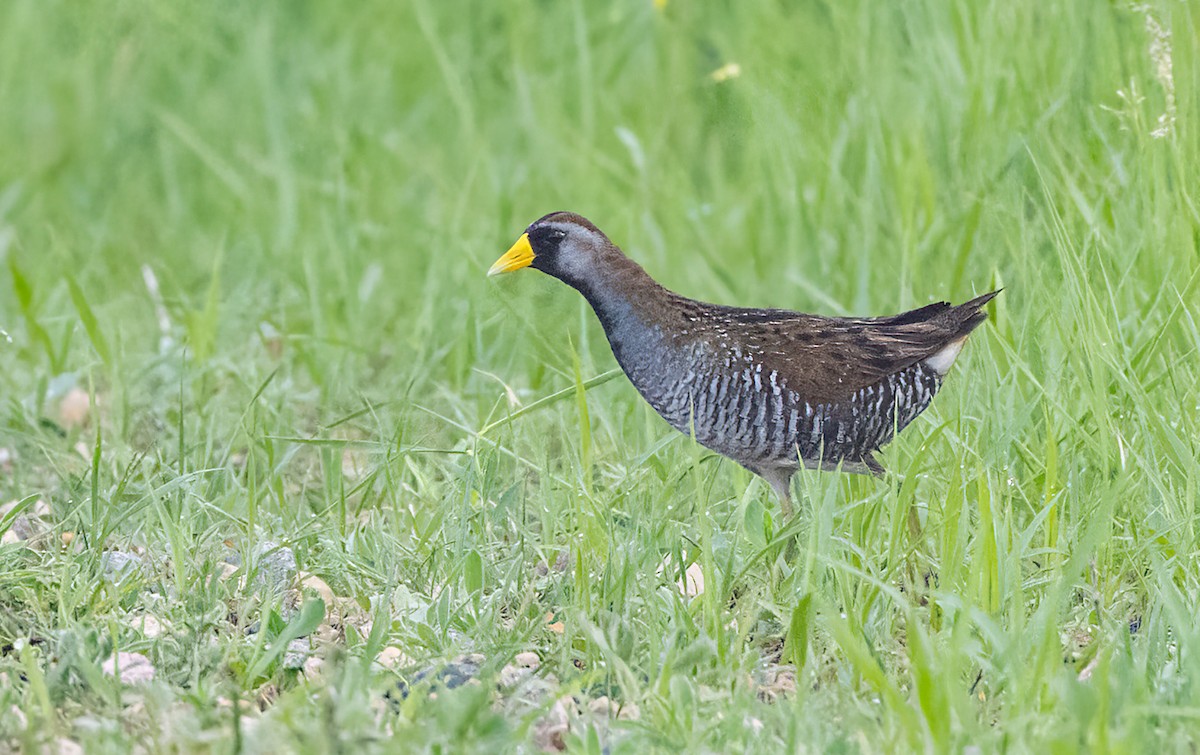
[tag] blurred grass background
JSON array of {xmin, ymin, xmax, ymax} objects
[{"xmin": 1, "ymin": 0, "xmax": 1198, "ymax": 751}]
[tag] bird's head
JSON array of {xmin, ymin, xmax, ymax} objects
[{"xmin": 488, "ymin": 212, "xmax": 621, "ymax": 290}]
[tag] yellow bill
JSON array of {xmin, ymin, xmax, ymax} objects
[{"xmin": 488, "ymin": 233, "xmax": 535, "ymax": 276}]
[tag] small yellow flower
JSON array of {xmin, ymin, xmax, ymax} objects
[{"xmin": 710, "ymin": 63, "xmax": 742, "ymax": 83}]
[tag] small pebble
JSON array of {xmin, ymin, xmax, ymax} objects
[
  {"xmin": 514, "ymin": 651, "xmax": 540, "ymax": 669},
  {"xmin": 302, "ymin": 655, "xmax": 324, "ymax": 678},
  {"xmin": 299, "ymin": 572, "xmax": 335, "ymax": 604},
  {"xmin": 58, "ymin": 387, "xmax": 92, "ymax": 429},
  {"xmin": 283, "ymin": 638, "xmax": 310, "ymax": 670},
  {"xmin": 253, "ymin": 541, "xmax": 296, "ymax": 594},
  {"xmin": 54, "ymin": 739, "xmax": 84, "ymax": 755},
  {"xmin": 101, "ymin": 652, "xmax": 156, "ymax": 684},
  {"xmin": 101, "ymin": 551, "xmax": 144, "ymax": 580},
  {"xmin": 377, "ymin": 646, "xmax": 411, "ymax": 669}
]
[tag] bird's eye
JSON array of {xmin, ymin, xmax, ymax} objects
[{"xmin": 547, "ymin": 229, "xmax": 566, "ymax": 241}]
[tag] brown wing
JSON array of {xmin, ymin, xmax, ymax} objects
[{"xmin": 709, "ymin": 292, "xmax": 999, "ymax": 405}]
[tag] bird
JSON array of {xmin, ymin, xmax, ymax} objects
[{"xmin": 488, "ymin": 211, "xmax": 998, "ymax": 517}]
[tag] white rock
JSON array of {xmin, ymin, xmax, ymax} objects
[{"xmin": 101, "ymin": 652, "xmax": 156, "ymax": 684}]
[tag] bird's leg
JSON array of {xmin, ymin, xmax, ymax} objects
[
  {"xmin": 763, "ymin": 470, "xmax": 801, "ymax": 561},
  {"xmin": 765, "ymin": 472, "xmax": 794, "ymax": 519}
]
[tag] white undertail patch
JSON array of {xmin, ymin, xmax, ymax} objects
[{"xmin": 924, "ymin": 336, "xmax": 967, "ymax": 376}]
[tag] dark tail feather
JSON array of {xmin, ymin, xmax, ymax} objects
[
  {"xmin": 953, "ymin": 289, "xmax": 1001, "ymax": 338},
  {"xmin": 958, "ymin": 290, "xmax": 1002, "ymax": 311},
  {"xmin": 884, "ymin": 301, "xmax": 950, "ymax": 326}
]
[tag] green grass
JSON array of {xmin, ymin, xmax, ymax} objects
[{"xmin": 1, "ymin": 0, "xmax": 1198, "ymax": 751}]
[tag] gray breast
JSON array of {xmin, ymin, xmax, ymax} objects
[{"xmin": 621, "ymin": 339, "xmax": 943, "ymax": 470}]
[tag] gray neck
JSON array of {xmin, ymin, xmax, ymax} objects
[{"xmin": 563, "ymin": 257, "xmax": 665, "ymax": 345}]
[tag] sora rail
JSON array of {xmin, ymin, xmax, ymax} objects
[{"xmin": 489, "ymin": 212, "xmax": 997, "ymax": 516}]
